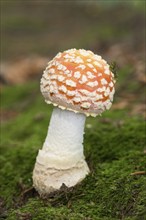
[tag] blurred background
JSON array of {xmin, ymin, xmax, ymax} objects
[{"xmin": 1, "ymin": 0, "xmax": 145, "ymax": 118}]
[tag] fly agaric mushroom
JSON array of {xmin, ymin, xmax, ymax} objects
[{"xmin": 33, "ymin": 49, "xmax": 116, "ymax": 196}]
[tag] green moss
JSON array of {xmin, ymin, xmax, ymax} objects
[{"xmin": 0, "ymin": 82, "xmax": 146, "ymax": 220}]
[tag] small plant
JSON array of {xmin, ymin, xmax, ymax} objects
[{"xmin": 110, "ymin": 61, "xmax": 118, "ymax": 79}]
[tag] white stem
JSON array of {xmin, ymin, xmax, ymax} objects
[
  {"xmin": 36, "ymin": 107, "xmax": 86, "ymax": 169},
  {"xmin": 33, "ymin": 107, "xmax": 90, "ymax": 195}
]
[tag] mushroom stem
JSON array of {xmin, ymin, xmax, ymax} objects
[
  {"xmin": 39, "ymin": 107, "xmax": 86, "ymax": 168},
  {"xmin": 33, "ymin": 107, "xmax": 89, "ymax": 196}
]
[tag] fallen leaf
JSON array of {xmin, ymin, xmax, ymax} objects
[{"xmin": 112, "ymin": 101, "xmax": 128, "ymax": 110}]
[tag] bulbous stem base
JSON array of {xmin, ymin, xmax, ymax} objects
[{"xmin": 33, "ymin": 159, "xmax": 89, "ymax": 196}]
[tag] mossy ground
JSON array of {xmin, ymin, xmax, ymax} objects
[{"xmin": 0, "ymin": 81, "xmax": 146, "ymax": 220}]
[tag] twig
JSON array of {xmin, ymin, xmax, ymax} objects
[{"xmin": 130, "ymin": 171, "xmax": 146, "ymax": 176}]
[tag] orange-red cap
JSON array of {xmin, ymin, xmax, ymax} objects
[{"xmin": 41, "ymin": 49, "xmax": 116, "ymax": 116}]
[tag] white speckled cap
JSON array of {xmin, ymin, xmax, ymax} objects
[{"xmin": 40, "ymin": 49, "xmax": 116, "ymax": 116}]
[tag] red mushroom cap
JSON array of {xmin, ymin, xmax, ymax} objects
[{"xmin": 41, "ymin": 49, "xmax": 116, "ymax": 116}]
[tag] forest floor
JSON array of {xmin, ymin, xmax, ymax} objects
[{"xmin": 0, "ymin": 80, "xmax": 146, "ymax": 220}]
